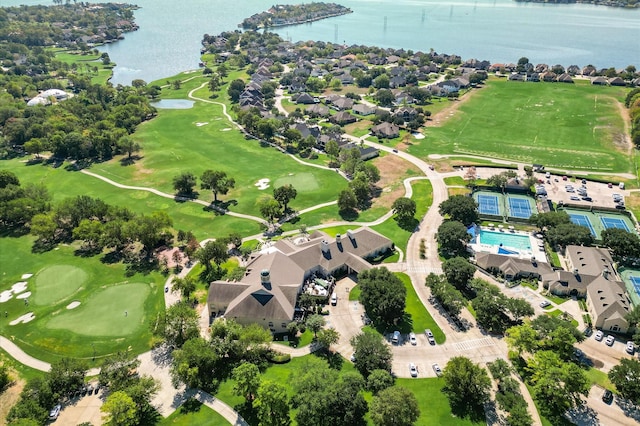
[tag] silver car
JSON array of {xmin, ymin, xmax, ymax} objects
[
  {"xmin": 409, "ymin": 332, "xmax": 417, "ymax": 346},
  {"xmin": 409, "ymin": 363, "xmax": 418, "ymax": 377},
  {"xmin": 594, "ymin": 330, "xmax": 604, "ymax": 341},
  {"xmin": 432, "ymin": 363, "xmax": 442, "ymax": 377}
]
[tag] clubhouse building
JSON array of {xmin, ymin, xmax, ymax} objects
[{"xmin": 207, "ymin": 227, "xmax": 393, "ymax": 333}]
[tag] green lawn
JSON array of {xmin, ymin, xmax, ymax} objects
[
  {"xmin": 396, "ymin": 273, "xmax": 445, "ymax": 343},
  {"xmin": 0, "ymin": 235, "xmax": 164, "ymax": 362},
  {"xmin": 158, "ymin": 399, "xmax": 229, "ymax": 425},
  {"xmin": 2, "ymin": 158, "xmax": 261, "ymax": 241},
  {"xmin": 407, "ymin": 79, "xmax": 631, "ymax": 172},
  {"xmin": 51, "ymin": 48, "xmax": 114, "ymax": 85},
  {"xmin": 397, "ymin": 378, "xmax": 484, "ymax": 425},
  {"xmin": 444, "ymin": 176, "xmax": 466, "ymax": 186}
]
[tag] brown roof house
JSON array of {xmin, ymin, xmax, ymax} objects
[
  {"xmin": 207, "ymin": 228, "xmax": 393, "ymax": 333},
  {"xmin": 371, "ymin": 122, "xmax": 399, "ymax": 139},
  {"xmin": 475, "ymin": 252, "xmax": 553, "ymax": 282}
]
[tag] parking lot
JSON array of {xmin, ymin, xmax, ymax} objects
[{"xmin": 538, "ymin": 172, "xmax": 629, "ymax": 210}]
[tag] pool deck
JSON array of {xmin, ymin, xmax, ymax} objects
[{"xmin": 469, "ymin": 227, "xmax": 548, "ymax": 263}]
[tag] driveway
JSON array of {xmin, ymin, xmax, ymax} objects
[
  {"xmin": 566, "ymin": 386, "xmax": 640, "ymax": 426},
  {"xmin": 325, "ymin": 277, "xmax": 365, "ymax": 358}
]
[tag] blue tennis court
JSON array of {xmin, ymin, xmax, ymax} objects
[
  {"xmin": 477, "ymin": 194, "xmax": 500, "ymax": 215},
  {"xmin": 630, "ymin": 276, "xmax": 640, "ymax": 295},
  {"xmin": 508, "ymin": 197, "xmax": 533, "ymax": 219},
  {"xmin": 601, "ymin": 216, "xmax": 630, "ymax": 232},
  {"xmin": 569, "ymin": 213, "xmax": 596, "ymax": 236}
]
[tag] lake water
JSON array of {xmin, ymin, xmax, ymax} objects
[
  {"xmin": 2, "ymin": 0, "xmax": 638, "ymax": 85},
  {"xmin": 151, "ymin": 99, "xmax": 194, "ymax": 109}
]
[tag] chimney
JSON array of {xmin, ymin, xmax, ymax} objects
[
  {"xmin": 603, "ymin": 267, "xmax": 609, "ymax": 279},
  {"xmin": 321, "ymin": 240, "xmax": 330, "ymax": 254},
  {"xmin": 573, "ymin": 268, "xmax": 579, "ymax": 276},
  {"xmin": 346, "ymin": 229, "xmax": 354, "ymax": 240},
  {"xmin": 336, "ymin": 234, "xmax": 341, "ymax": 244},
  {"xmin": 260, "ymin": 269, "xmax": 272, "ymax": 290}
]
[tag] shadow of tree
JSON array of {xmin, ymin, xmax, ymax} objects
[
  {"xmin": 339, "ymin": 208, "xmax": 359, "ymax": 221},
  {"xmin": 119, "ymin": 154, "xmax": 143, "ymax": 166}
]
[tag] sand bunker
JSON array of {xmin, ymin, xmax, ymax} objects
[
  {"xmin": 0, "ymin": 291, "xmax": 12, "ymax": 303},
  {"xmin": 16, "ymin": 291, "xmax": 31, "ymax": 299},
  {"xmin": 412, "ymin": 133, "xmax": 425, "ymax": 140},
  {"xmin": 254, "ymin": 178, "xmax": 270, "ymax": 190},
  {"xmin": 221, "ymin": 128, "xmax": 232, "ymax": 131},
  {"xmin": 196, "ymin": 122, "xmax": 208, "ymax": 127},
  {"xmin": 66, "ymin": 301, "xmax": 81, "ymax": 309},
  {"xmin": 12, "ymin": 282, "xmax": 27, "ymax": 293},
  {"xmin": 10, "ymin": 312, "xmax": 35, "ymax": 325},
  {"xmin": 21, "ymin": 273, "xmax": 33, "ymax": 279}
]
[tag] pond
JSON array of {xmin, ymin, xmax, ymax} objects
[{"xmin": 151, "ymin": 99, "xmax": 194, "ymax": 109}]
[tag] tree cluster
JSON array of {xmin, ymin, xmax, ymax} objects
[
  {"xmin": 0, "ymin": 170, "xmax": 50, "ymax": 230},
  {"xmin": 529, "ymin": 211, "xmax": 593, "ymax": 248},
  {"xmin": 441, "ymin": 356, "xmax": 492, "ymax": 421},
  {"xmin": 487, "ymin": 359, "xmax": 533, "ymax": 426},
  {"xmin": 358, "ymin": 267, "xmax": 406, "ymax": 327},
  {"xmin": 337, "ymin": 155, "xmax": 381, "ymax": 214},
  {"xmin": 602, "ymin": 227, "xmax": 640, "ymax": 265},
  {"xmin": 626, "ymin": 88, "xmax": 640, "ymax": 148}
]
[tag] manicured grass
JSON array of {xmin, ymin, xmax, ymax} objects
[
  {"xmin": 92, "ymin": 100, "xmax": 347, "ymax": 218},
  {"xmin": 443, "ymin": 176, "xmax": 466, "ymax": 186},
  {"xmin": 407, "ymin": 79, "xmax": 630, "ymax": 172},
  {"xmin": 584, "ymin": 367, "xmax": 613, "ymax": 389},
  {"xmin": 2, "ymin": 158, "xmax": 261, "ymax": 241},
  {"xmin": 158, "ymin": 399, "xmax": 229, "ymax": 425},
  {"xmin": 33, "ymin": 265, "xmax": 88, "ymax": 306},
  {"xmin": 396, "ymin": 273, "xmax": 445, "ymax": 343},
  {"xmin": 47, "ymin": 283, "xmax": 150, "ymax": 336},
  {"xmin": 349, "ymin": 285, "xmax": 361, "ymax": 301},
  {"xmin": 397, "ymin": 378, "xmax": 484, "ymax": 425},
  {"xmin": 0, "ymin": 235, "xmax": 164, "ymax": 362},
  {"xmin": 543, "ymin": 293, "xmax": 568, "ymax": 305}
]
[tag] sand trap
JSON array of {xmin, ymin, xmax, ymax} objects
[
  {"xmin": 412, "ymin": 133, "xmax": 425, "ymax": 139},
  {"xmin": 254, "ymin": 178, "xmax": 270, "ymax": 190},
  {"xmin": 196, "ymin": 122, "xmax": 208, "ymax": 127},
  {"xmin": 221, "ymin": 128, "xmax": 232, "ymax": 131},
  {"xmin": 10, "ymin": 312, "xmax": 35, "ymax": 325},
  {"xmin": 21, "ymin": 273, "xmax": 33, "ymax": 279},
  {"xmin": 66, "ymin": 301, "xmax": 81, "ymax": 309},
  {"xmin": 12, "ymin": 282, "xmax": 28, "ymax": 293},
  {"xmin": 0, "ymin": 291, "xmax": 12, "ymax": 303},
  {"xmin": 16, "ymin": 291, "xmax": 31, "ymax": 299}
]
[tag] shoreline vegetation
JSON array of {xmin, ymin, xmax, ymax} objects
[
  {"xmin": 514, "ymin": 0, "xmax": 638, "ymax": 8},
  {"xmin": 239, "ymin": 2, "xmax": 353, "ymax": 30}
]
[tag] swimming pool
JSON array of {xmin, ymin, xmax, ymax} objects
[{"xmin": 479, "ymin": 230, "xmax": 532, "ymax": 251}]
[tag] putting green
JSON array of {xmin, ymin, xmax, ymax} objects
[
  {"xmin": 273, "ymin": 172, "xmax": 319, "ymax": 192},
  {"xmin": 46, "ymin": 283, "xmax": 150, "ymax": 336},
  {"xmin": 34, "ymin": 265, "xmax": 88, "ymax": 305}
]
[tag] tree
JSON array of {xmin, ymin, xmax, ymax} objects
[
  {"xmin": 545, "ymin": 222, "xmax": 593, "ymax": 247},
  {"xmin": 608, "ymin": 358, "xmax": 640, "ymax": 405},
  {"xmin": 358, "ymin": 267, "xmax": 406, "ymax": 327},
  {"xmin": 325, "ymin": 140, "xmax": 341, "ymax": 160},
  {"xmin": 117, "ymin": 136, "xmax": 140, "ymax": 159},
  {"xmin": 99, "ymin": 351, "xmax": 141, "ymax": 391},
  {"xmin": 0, "ymin": 171, "xmax": 20, "ymax": 188},
  {"xmin": 48, "ymin": 358, "xmax": 87, "ymax": 400},
  {"xmin": 370, "ymin": 386, "xmax": 420, "ymax": 426},
  {"xmin": 436, "ymin": 221, "xmax": 471, "ymax": 256},
  {"xmin": 196, "ymin": 239, "xmax": 229, "ymax": 272},
  {"xmin": 163, "ymin": 302, "xmax": 200, "ymax": 347},
  {"xmin": 338, "ymin": 188, "xmax": 358, "ymax": 212},
  {"xmin": 486, "ymin": 170, "xmax": 517, "ymax": 190},
  {"xmin": 208, "ymin": 73, "xmax": 221, "ymax": 92},
  {"xmin": 200, "ymin": 170, "xmax": 235, "ymax": 202},
  {"xmin": 528, "ymin": 211, "xmax": 570, "ymax": 230},
  {"xmin": 442, "ymin": 357, "xmax": 491, "ymax": 420},
  {"xmin": 505, "ymin": 323, "xmax": 539, "ymax": 356},
  {"xmin": 505, "ymin": 297, "xmax": 535, "ymax": 323},
  {"xmin": 101, "ymin": 391, "xmax": 137, "ymax": 426},
  {"xmin": 273, "ymin": 185, "xmax": 297, "ymax": 212},
  {"xmin": 232, "ymin": 362, "xmax": 261, "ymax": 405},
  {"xmin": 374, "ymin": 89, "xmax": 395, "ymax": 106},
  {"xmin": 392, "ymin": 197, "xmax": 416, "ymax": 221},
  {"xmin": 306, "ymin": 314, "xmax": 325, "ymax": 337},
  {"xmin": 258, "ymin": 196, "xmax": 282, "ymax": 224},
  {"xmin": 350, "ymin": 332, "xmax": 392, "ymax": 378},
  {"xmin": 172, "ymin": 172, "xmax": 197, "ymax": 196},
  {"xmin": 438, "ymin": 195, "xmax": 479, "ymax": 226},
  {"xmin": 367, "ymin": 369, "xmax": 394, "ymax": 394},
  {"xmin": 228, "ymin": 79, "xmax": 245, "ymax": 102},
  {"xmin": 72, "ymin": 219, "xmax": 104, "ymax": 251},
  {"xmin": 602, "ymin": 228, "xmax": 640, "ymax": 265},
  {"xmin": 316, "ymin": 328, "xmax": 340, "ymax": 350},
  {"xmin": 171, "ymin": 275, "xmax": 197, "ymax": 299},
  {"xmin": 442, "ymin": 257, "xmax": 476, "ymax": 292},
  {"xmin": 255, "ymin": 380, "xmax": 291, "ymax": 426},
  {"xmin": 0, "ymin": 363, "xmax": 9, "ymax": 391}
]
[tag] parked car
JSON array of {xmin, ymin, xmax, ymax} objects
[
  {"xmin": 350, "ymin": 353, "xmax": 356, "ymax": 362},
  {"xmin": 409, "ymin": 363, "xmax": 418, "ymax": 377},
  {"xmin": 392, "ymin": 330, "xmax": 401, "ymax": 345},
  {"xmin": 594, "ymin": 330, "xmax": 604, "ymax": 341},
  {"xmin": 581, "ymin": 196, "xmax": 593, "ymax": 202},
  {"xmin": 409, "ymin": 332, "xmax": 417, "ymax": 346},
  {"xmin": 626, "ymin": 341, "xmax": 635, "ymax": 354},
  {"xmin": 608, "ymin": 182, "xmax": 613, "ymax": 188},
  {"xmin": 539, "ymin": 300, "xmax": 551, "ymax": 308},
  {"xmin": 393, "ymin": 149, "xmax": 398, "ymax": 153},
  {"xmin": 582, "ymin": 179, "xmax": 587, "ymax": 184},
  {"xmin": 574, "ymin": 348, "xmax": 583, "ymax": 358},
  {"xmin": 570, "ymin": 196, "xmax": 581, "ymax": 201},
  {"xmin": 582, "ymin": 327, "xmax": 593, "ymax": 337},
  {"xmin": 425, "ymin": 329, "xmax": 435, "ymax": 345},
  {"xmin": 49, "ymin": 405, "xmax": 61, "ymax": 420},
  {"xmin": 432, "ymin": 363, "xmax": 442, "ymax": 377},
  {"xmin": 605, "ymin": 335, "xmax": 615, "ymax": 346},
  {"xmin": 602, "ymin": 389, "xmax": 614, "ymax": 404}
]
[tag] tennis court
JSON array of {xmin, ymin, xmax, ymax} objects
[
  {"xmin": 569, "ymin": 213, "xmax": 596, "ymax": 236},
  {"xmin": 630, "ymin": 276, "xmax": 640, "ymax": 295},
  {"xmin": 477, "ymin": 194, "xmax": 500, "ymax": 216},
  {"xmin": 621, "ymin": 269, "xmax": 640, "ymax": 306},
  {"xmin": 508, "ymin": 196, "xmax": 534, "ymax": 219},
  {"xmin": 601, "ymin": 216, "xmax": 631, "ymax": 232}
]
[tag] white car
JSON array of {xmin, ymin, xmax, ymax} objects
[
  {"xmin": 626, "ymin": 341, "xmax": 635, "ymax": 354},
  {"xmin": 409, "ymin": 332, "xmax": 417, "ymax": 346},
  {"xmin": 539, "ymin": 300, "xmax": 551, "ymax": 308},
  {"xmin": 392, "ymin": 330, "xmax": 401, "ymax": 345},
  {"xmin": 49, "ymin": 404, "xmax": 61, "ymax": 420},
  {"xmin": 432, "ymin": 363, "xmax": 442, "ymax": 377},
  {"xmin": 409, "ymin": 363, "xmax": 418, "ymax": 377},
  {"xmin": 425, "ymin": 329, "xmax": 435, "ymax": 345},
  {"xmin": 594, "ymin": 330, "xmax": 604, "ymax": 341},
  {"xmin": 605, "ymin": 335, "xmax": 615, "ymax": 346}
]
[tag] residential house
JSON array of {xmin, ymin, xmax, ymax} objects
[
  {"xmin": 305, "ymin": 104, "xmax": 330, "ymax": 117},
  {"xmin": 394, "ymin": 107, "xmax": 418, "ymax": 122},
  {"xmin": 294, "ymin": 93, "xmax": 317, "ymax": 104},
  {"xmin": 332, "ymin": 97, "xmax": 355, "ymax": 111},
  {"xmin": 586, "ymin": 277, "xmax": 631, "ymax": 333},
  {"xmin": 342, "ymin": 143, "xmax": 380, "ymax": 161},
  {"xmin": 557, "ymin": 73, "xmax": 574, "ymax": 83},
  {"xmin": 591, "ymin": 76, "xmax": 608, "ymax": 86},
  {"xmin": 207, "ymin": 228, "xmax": 393, "ymax": 333},
  {"xmin": 371, "ymin": 122, "xmax": 400, "ymax": 139},
  {"xmin": 609, "ymin": 77, "xmax": 626, "ymax": 86},
  {"xmin": 475, "ymin": 253, "xmax": 553, "ymax": 281},
  {"xmin": 352, "ymin": 103, "xmax": 377, "ymax": 116},
  {"xmin": 330, "ymin": 111, "xmax": 357, "ymax": 125}
]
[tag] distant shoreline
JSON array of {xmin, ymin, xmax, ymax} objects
[
  {"xmin": 257, "ymin": 10, "xmax": 353, "ymax": 29},
  {"xmin": 239, "ymin": 3, "xmax": 353, "ymax": 30},
  {"xmin": 514, "ymin": 0, "xmax": 638, "ymax": 8}
]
